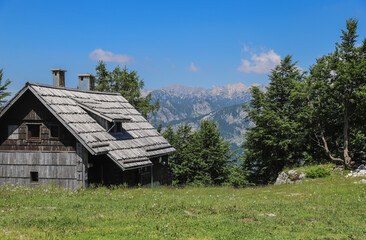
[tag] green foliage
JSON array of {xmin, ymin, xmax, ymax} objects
[
  {"xmin": 306, "ymin": 18, "xmax": 366, "ymax": 168},
  {"xmin": 224, "ymin": 163, "xmax": 250, "ymax": 188},
  {"xmin": 242, "ymin": 18, "xmax": 366, "ymax": 184},
  {"xmin": 163, "ymin": 120, "xmax": 240, "ymax": 186},
  {"xmin": 95, "ymin": 61, "xmax": 159, "ymax": 118},
  {"xmin": 305, "ymin": 166, "xmax": 331, "ymax": 179},
  {"xmin": 1, "ymin": 177, "xmax": 366, "ymax": 239},
  {"xmin": 163, "ymin": 123, "xmax": 194, "ymax": 184},
  {"xmin": 242, "ymin": 56, "xmax": 307, "ymax": 184},
  {"xmin": 156, "ymin": 123, "xmax": 162, "ymax": 133},
  {"xmin": 0, "ymin": 68, "xmax": 11, "ymax": 109}
]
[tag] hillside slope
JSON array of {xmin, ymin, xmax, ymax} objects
[{"xmin": 1, "ymin": 176, "xmax": 365, "ymax": 239}]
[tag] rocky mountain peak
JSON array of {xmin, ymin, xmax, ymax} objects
[
  {"xmin": 145, "ymin": 81, "xmax": 267, "ymax": 152},
  {"xmin": 143, "ymin": 82, "xmax": 263, "ymax": 100}
]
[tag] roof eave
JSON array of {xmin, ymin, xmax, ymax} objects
[{"xmin": 0, "ymin": 83, "xmax": 30, "ymax": 119}]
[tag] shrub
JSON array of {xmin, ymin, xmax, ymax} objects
[
  {"xmin": 305, "ymin": 165, "xmax": 331, "ymax": 178},
  {"xmin": 224, "ymin": 166, "xmax": 250, "ymax": 188}
]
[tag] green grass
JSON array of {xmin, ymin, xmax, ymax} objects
[{"xmin": 1, "ymin": 176, "xmax": 366, "ymax": 239}]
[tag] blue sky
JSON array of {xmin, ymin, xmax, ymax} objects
[{"xmin": 0, "ymin": 0, "xmax": 366, "ymax": 94}]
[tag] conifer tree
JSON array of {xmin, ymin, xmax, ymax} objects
[
  {"xmin": 190, "ymin": 120, "xmax": 231, "ymax": 184},
  {"xmin": 162, "ymin": 123, "xmax": 193, "ymax": 184},
  {"xmin": 0, "ymin": 68, "xmax": 11, "ymax": 109},
  {"xmin": 243, "ymin": 56, "xmax": 306, "ymax": 184},
  {"xmin": 163, "ymin": 120, "xmax": 232, "ymax": 185}
]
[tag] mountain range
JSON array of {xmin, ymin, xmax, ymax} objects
[{"xmin": 143, "ymin": 82, "xmax": 267, "ymax": 151}]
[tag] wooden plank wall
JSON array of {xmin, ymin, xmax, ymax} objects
[
  {"xmin": 76, "ymin": 143, "xmax": 88, "ymax": 188},
  {"xmin": 0, "ymin": 151, "xmax": 82, "ymax": 189}
]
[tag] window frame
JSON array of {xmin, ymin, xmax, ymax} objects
[
  {"xmin": 27, "ymin": 123, "xmax": 42, "ymax": 141},
  {"xmin": 30, "ymin": 171, "xmax": 39, "ymax": 184}
]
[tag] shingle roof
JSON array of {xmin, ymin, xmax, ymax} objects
[{"xmin": 2, "ymin": 82, "xmax": 175, "ymax": 170}]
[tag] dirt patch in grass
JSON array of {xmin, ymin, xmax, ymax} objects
[{"xmin": 237, "ymin": 218, "xmax": 261, "ymax": 223}]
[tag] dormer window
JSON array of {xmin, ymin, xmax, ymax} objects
[
  {"xmin": 108, "ymin": 122, "xmax": 123, "ymax": 133},
  {"xmin": 77, "ymin": 101, "xmax": 131, "ymax": 133}
]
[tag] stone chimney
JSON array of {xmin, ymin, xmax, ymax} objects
[
  {"xmin": 50, "ymin": 69, "xmax": 67, "ymax": 87},
  {"xmin": 78, "ymin": 74, "xmax": 95, "ymax": 91}
]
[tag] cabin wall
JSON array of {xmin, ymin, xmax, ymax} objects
[
  {"xmin": 0, "ymin": 151, "xmax": 83, "ymax": 189},
  {"xmin": 87, "ymin": 154, "xmax": 172, "ymax": 187}
]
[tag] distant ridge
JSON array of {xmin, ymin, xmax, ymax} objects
[
  {"xmin": 143, "ymin": 82, "xmax": 266, "ymax": 98},
  {"xmin": 145, "ymin": 82, "xmax": 267, "ymax": 150}
]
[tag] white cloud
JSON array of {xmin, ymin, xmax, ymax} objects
[
  {"xmin": 237, "ymin": 49, "xmax": 281, "ymax": 74},
  {"xmin": 89, "ymin": 48, "xmax": 134, "ymax": 64},
  {"xmin": 188, "ymin": 62, "xmax": 199, "ymax": 72},
  {"xmin": 241, "ymin": 44, "xmax": 249, "ymax": 53}
]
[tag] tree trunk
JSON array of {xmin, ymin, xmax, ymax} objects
[
  {"xmin": 320, "ymin": 131, "xmax": 344, "ymax": 163},
  {"xmin": 343, "ymin": 106, "xmax": 351, "ymax": 169},
  {"xmin": 308, "ymin": 96, "xmax": 344, "ymax": 164}
]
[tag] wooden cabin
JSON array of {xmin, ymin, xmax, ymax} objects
[{"xmin": 0, "ymin": 69, "xmax": 175, "ymax": 189}]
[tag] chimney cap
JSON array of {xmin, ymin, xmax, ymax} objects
[
  {"xmin": 77, "ymin": 74, "xmax": 95, "ymax": 77},
  {"xmin": 50, "ymin": 69, "xmax": 67, "ymax": 72}
]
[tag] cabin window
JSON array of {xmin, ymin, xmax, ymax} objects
[
  {"xmin": 7, "ymin": 125, "xmax": 18, "ymax": 140},
  {"xmin": 27, "ymin": 124, "xmax": 41, "ymax": 140},
  {"xmin": 30, "ymin": 172, "xmax": 39, "ymax": 183},
  {"xmin": 50, "ymin": 125, "xmax": 60, "ymax": 138}
]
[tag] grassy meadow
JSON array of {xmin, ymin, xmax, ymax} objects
[{"xmin": 0, "ymin": 175, "xmax": 366, "ymax": 239}]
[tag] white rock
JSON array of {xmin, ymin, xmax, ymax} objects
[
  {"xmin": 288, "ymin": 170, "xmax": 297, "ymax": 175},
  {"xmin": 275, "ymin": 170, "xmax": 306, "ymax": 185},
  {"xmin": 354, "ymin": 179, "xmax": 366, "ymax": 184},
  {"xmin": 357, "ymin": 170, "xmax": 366, "ymax": 177},
  {"xmin": 358, "ymin": 164, "xmax": 365, "ymax": 170}
]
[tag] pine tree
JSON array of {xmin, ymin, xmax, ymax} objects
[
  {"xmin": 0, "ymin": 68, "xmax": 11, "ymax": 109},
  {"xmin": 190, "ymin": 120, "xmax": 231, "ymax": 185},
  {"xmin": 243, "ymin": 56, "xmax": 306, "ymax": 184},
  {"xmin": 95, "ymin": 61, "xmax": 110, "ymax": 92},
  {"xmin": 163, "ymin": 120, "xmax": 232, "ymax": 185},
  {"xmin": 162, "ymin": 123, "xmax": 193, "ymax": 184}
]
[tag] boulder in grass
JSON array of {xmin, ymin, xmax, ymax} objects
[
  {"xmin": 275, "ymin": 169, "xmax": 306, "ymax": 185},
  {"xmin": 346, "ymin": 165, "xmax": 366, "ymax": 177}
]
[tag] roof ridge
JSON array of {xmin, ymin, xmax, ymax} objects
[{"xmin": 26, "ymin": 82, "xmax": 120, "ymax": 96}]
